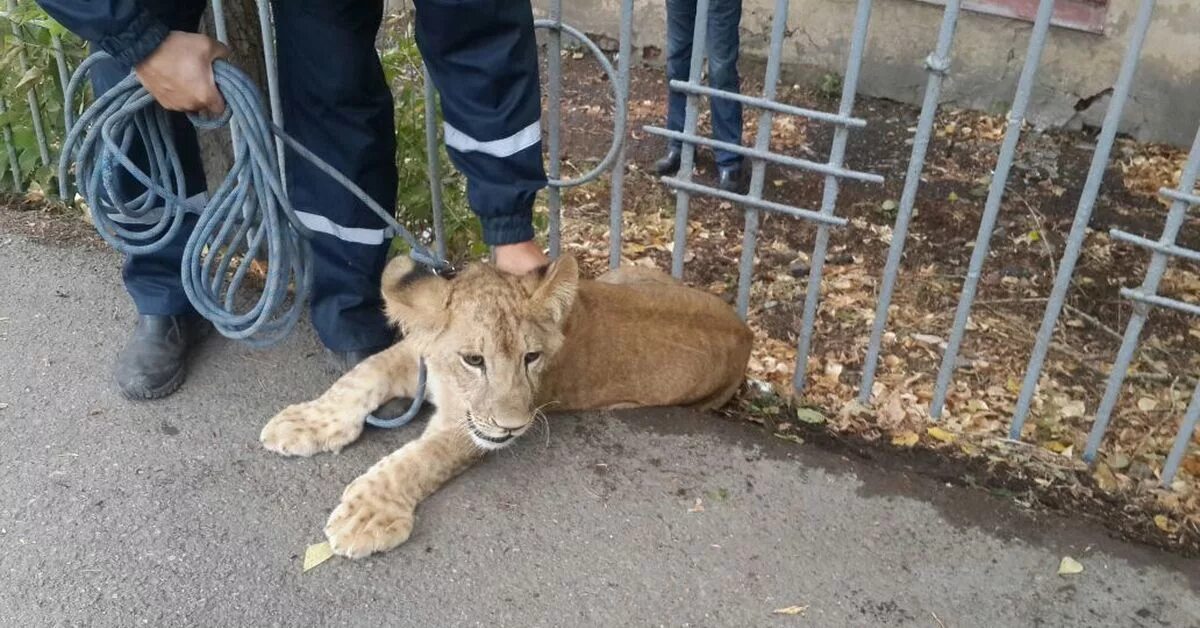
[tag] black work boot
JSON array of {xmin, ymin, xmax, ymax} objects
[
  {"xmin": 654, "ymin": 146, "xmax": 683, "ymax": 176},
  {"xmin": 718, "ymin": 163, "xmax": 746, "ymax": 193},
  {"xmin": 323, "ymin": 345, "xmax": 390, "ymax": 376},
  {"xmin": 115, "ymin": 315, "xmax": 207, "ymax": 400}
]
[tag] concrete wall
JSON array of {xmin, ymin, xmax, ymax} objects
[{"xmin": 527, "ymin": 0, "xmax": 1200, "ymax": 147}]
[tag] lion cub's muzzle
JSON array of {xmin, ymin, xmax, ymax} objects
[{"xmin": 465, "ymin": 414, "xmax": 530, "ymax": 450}]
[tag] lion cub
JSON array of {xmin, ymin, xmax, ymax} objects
[{"xmin": 260, "ymin": 254, "xmax": 752, "ymax": 558}]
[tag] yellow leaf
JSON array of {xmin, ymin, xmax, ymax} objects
[
  {"xmin": 1093, "ymin": 462, "xmax": 1118, "ymax": 492},
  {"xmin": 1057, "ymin": 556, "xmax": 1084, "ymax": 576},
  {"xmin": 303, "ymin": 541, "xmax": 334, "ymax": 572},
  {"xmin": 1154, "ymin": 515, "xmax": 1178, "ymax": 534},
  {"xmin": 774, "ymin": 432, "xmax": 805, "ymax": 445},
  {"xmin": 773, "ymin": 605, "xmax": 809, "ymax": 616},
  {"xmin": 795, "ymin": 407, "xmax": 826, "ymax": 424},
  {"xmin": 892, "ymin": 431, "xmax": 919, "ymax": 447},
  {"xmin": 1044, "ymin": 441, "xmax": 1068, "ymax": 453},
  {"xmin": 926, "ymin": 426, "xmax": 956, "ymax": 443}
]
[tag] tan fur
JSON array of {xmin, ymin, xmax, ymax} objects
[{"xmin": 260, "ymin": 254, "xmax": 751, "ymax": 558}]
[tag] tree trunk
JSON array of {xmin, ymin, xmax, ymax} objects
[{"xmin": 197, "ymin": 0, "xmax": 267, "ymax": 192}]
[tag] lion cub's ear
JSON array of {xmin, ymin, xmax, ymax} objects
[
  {"xmin": 381, "ymin": 255, "xmax": 450, "ymax": 332},
  {"xmin": 526, "ymin": 254, "xmax": 579, "ymax": 324}
]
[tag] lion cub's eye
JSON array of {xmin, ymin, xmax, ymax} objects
[
  {"xmin": 461, "ymin": 354, "xmax": 485, "ymax": 368},
  {"xmin": 524, "ymin": 351, "xmax": 542, "ymax": 365}
]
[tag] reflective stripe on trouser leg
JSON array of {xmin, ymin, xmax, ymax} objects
[
  {"xmin": 272, "ymin": 0, "xmax": 396, "ymax": 352},
  {"xmin": 413, "ymin": 0, "xmax": 547, "ymax": 246}
]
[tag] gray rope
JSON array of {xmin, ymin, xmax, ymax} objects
[{"xmin": 60, "ymin": 53, "xmax": 444, "ymax": 428}]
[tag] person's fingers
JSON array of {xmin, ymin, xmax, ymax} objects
[
  {"xmin": 203, "ymin": 62, "xmax": 226, "ymax": 115},
  {"xmin": 212, "ymin": 40, "xmax": 232, "ymax": 59}
]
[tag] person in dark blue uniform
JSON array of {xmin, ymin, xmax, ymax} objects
[{"xmin": 36, "ymin": 0, "xmax": 549, "ymax": 400}]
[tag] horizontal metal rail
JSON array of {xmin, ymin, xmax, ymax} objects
[
  {"xmin": 661, "ymin": 176, "xmax": 849, "ymax": 226},
  {"xmin": 1120, "ymin": 289, "xmax": 1200, "ymax": 317},
  {"xmin": 1109, "ymin": 229, "xmax": 1200, "ymax": 265},
  {"xmin": 668, "ymin": 80, "xmax": 869, "ymax": 128},
  {"xmin": 644, "ymin": 126, "xmax": 884, "ymax": 184}
]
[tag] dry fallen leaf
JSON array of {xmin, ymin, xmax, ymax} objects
[
  {"xmin": 1136, "ymin": 397, "xmax": 1158, "ymax": 412},
  {"xmin": 892, "ymin": 431, "xmax": 919, "ymax": 447},
  {"xmin": 303, "ymin": 541, "xmax": 334, "ymax": 572},
  {"xmin": 926, "ymin": 426, "xmax": 956, "ymax": 443},
  {"xmin": 1057, "ymin": 556, "xmax": 1084, "ymax": 576},
  {"xmin": 772, "ymin": 605, "xmax": 809, "ymax": 616},
  {"xmin": 1093, "ymin": 462, "xmax": 1118, "ymax": 492},
  {"xmin": 1061, "ymin": 400, "xmax": 1087, "ymax": 419},
  {"xmin": 795, "ymin": 407, "xmax": 826, "ymax": 425},
  {"xmin": 1154, "ymin": 515, "xmax": 1179, "ymax": 534},
  {"xmin": 688, "ymin": 497, "xmax": 705, "ymax": 513},
  {"xmin": 1044, "ymin": 441, "xmax": 1069, "ymax": 454}
]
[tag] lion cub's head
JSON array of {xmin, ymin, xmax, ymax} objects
[{"xmin": 380, "ymin": 254, "xmax": 579, "ymax": 450}]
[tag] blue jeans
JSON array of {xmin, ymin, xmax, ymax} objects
[{"xmin": 666, "ymin": 0, "xmax": 743, "ymax": 168}]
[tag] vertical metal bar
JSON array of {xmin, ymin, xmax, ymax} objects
[
  {"xmin": 1009, "ymin": 0, "xmax": 1158, "ymax": 438},
  {"xmin": 7, "ymin": 0, "xmax": 51, "ymax": 170},
  {"xmin": 546, "ymin": 0, "xmax": 564, "ymax": 258},
  {"xmin": 1084, "ymin": 125, "xmax": 1200, "ymax": 462},
  {"xmin": 735, "ymin": 0, "xmax": 791, "ymax": 318},
  {"xmin": 0, "ymin": 98, "xmax": 19, "ymax": 189},
  {"xmin": 928, "ymin": 0, "xmax": 1056, "ymax": 418},
  {"xmin": 608, "ymin": 0, "xmax": 634, "ymax": 270},
  {"xmin": 423, "ymin": 65, "xmax": 447, "ymax": 260},
  {"xmin": 859, "ymin": 0, "xmax": 963, "ymax": 401},
  {"xmin": 210, "ymin": 0, "xmax": 229, "ymax": 44},
  {"xmin": 50, "ymin": 34, "xmax": 70, "ymax": 103},
  {"xmin": 255, "ymin": 0, "xmax": 287, "ymax": 186},
  {"xmin": 1162, "ymin": 381, "xmax": 1200, "ymax": 486},
  {"xmin": 670, "ymin": 0, "xmax": 712, "ymax": 279},
  {"xmin": 793, "ymin": 0, "xmax": 873, "ymax": 394}
]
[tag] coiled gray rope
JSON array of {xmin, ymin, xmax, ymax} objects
[{"xmin": 60, "ymin": 52, "xmax": 443, "ymax": 428}]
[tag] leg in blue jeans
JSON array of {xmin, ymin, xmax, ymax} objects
[
  {"xmin": 706, "ymin": 0, "xmax": 743, "ymax": 168},
  {"xmin": 664, "ymin": 0, "xmax": 743, "ymax": 168}
]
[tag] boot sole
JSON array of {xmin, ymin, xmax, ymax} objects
[{"xmin": 118, "ymin": 363, "xmax": 187, "ymax": 401}]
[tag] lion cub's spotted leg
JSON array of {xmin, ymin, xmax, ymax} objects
[
  {"xmin": 260, "ymin": 342, "xmax": 421, "ymax": 457},
  {"xmin": 325, "ymin": 420, "xmax": 482, "ymax": 558}
]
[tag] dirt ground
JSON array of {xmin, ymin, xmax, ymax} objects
[{"xmin": 544, "ymin": 55, "xmax": 1200, "ymax": 555}]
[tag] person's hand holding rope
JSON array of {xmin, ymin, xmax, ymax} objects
[{"xmin": 134, "ymin": 31, "xmax": 229, "ymax": 116}]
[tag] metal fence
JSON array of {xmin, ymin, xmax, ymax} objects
[{"xmin": 5, "ymin": 0, "xmax": 1198, "ymax": 485}]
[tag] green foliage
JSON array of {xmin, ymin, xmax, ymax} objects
[
  {"xmin": 0, "ymin": 4, "xmax": 88, "ymax": 194},
  {"xmin": 818, "ymin": 72, "xmax": 843, "ymax": 100},
  {"xmin": 378, "ymin": 14, "xmax": 481, "ymax": 261}
]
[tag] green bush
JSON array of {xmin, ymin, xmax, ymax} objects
[{"xmin": 0, "ymin": 3, "xmax": 87, "ymax": 194}]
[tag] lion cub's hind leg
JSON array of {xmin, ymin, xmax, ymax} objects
[{"xmin": 260, "ymin": 342, "xmax": 422, "ymax": 457}]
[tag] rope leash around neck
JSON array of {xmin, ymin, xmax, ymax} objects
[{"xmin": 60, "ymin": 52, "xmax": 443, "ymax": 429}]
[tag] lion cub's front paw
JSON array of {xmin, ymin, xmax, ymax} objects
[
  {"xmin": 325, "ymin": 473, "xmax": 414, "ymax": 559},
  {"xmin": 260, "ymin": 401, "xmax": 363, "ymax": 457}
]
